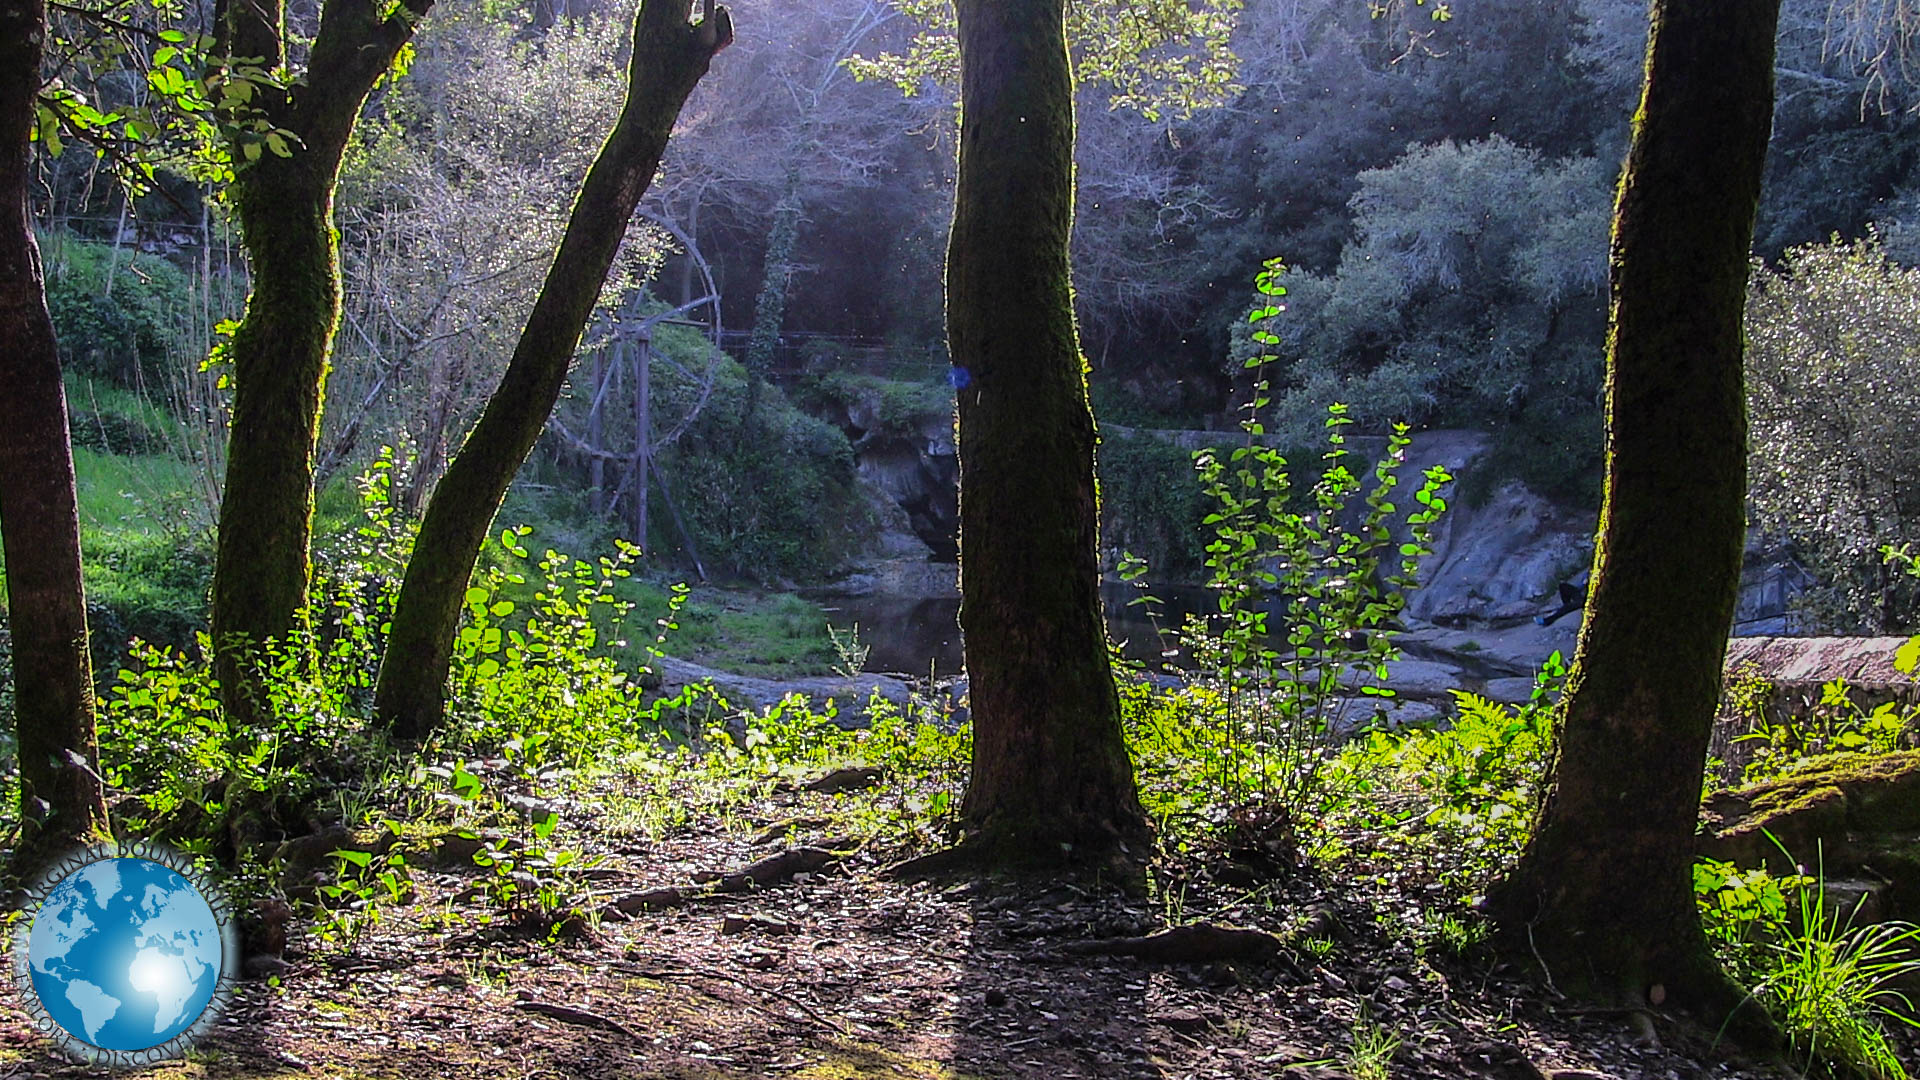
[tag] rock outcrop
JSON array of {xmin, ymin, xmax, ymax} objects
[
  {"xmin": 1699, "ymin": 751, "xmax": 1920, "ymax": 921},
  {"xmin": 1407, "ymin": 481, "xmax": 1593, "ymax": 628},
  {"xmin": 1722, "ymin": 636, "xmax": 1918, "ymax": 700},
  {"xmin": 805, "ymin": 378, "xmax": 959, "ymax": 592},
  {"xmin": 649, "ymin": 654, "xmax": 919, "ymax": 725}
]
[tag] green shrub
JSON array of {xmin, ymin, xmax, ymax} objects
[
  {"xmin": 1696, "ymin": 855, "xmax": 1920, "ymax": 1079},
  {"xmin": 1098, "ymin": 433, "xmax": 1214, "ymax": 580},
  {"xmin": 695, "ymin": 691, "xmax": 971, "ymax": 847},
  {"xmin": 80, "ymin": 528, "xmax": 211, "ymax": 642},
  {"xmin": 1320, "ymin": 654, "xmax": 1565, "ymax": 895},
  {"xmin": 1747, "ymin": 235, "xmax": 1920, "ymax": 632},
  {"xmin": 560, "ymin": 322, "xmax": 868, "ymax": 583},
  {"xmin": 1891, "ymin": 546, "xmax": 1920, "ymax": 679},
  {"xmin": 1725, "ymin": 677, "xmax": 1919, "ymax": 787},
  {"xmin": 41, "ymin": 231, "xmax": 200, "ymax": 390},
  {"xmin": 794, "ymin": 370, "xmax": 953, "ymax": 442},
  {"xmin": 1088, "ymin": 378, "xmax": 1207, "ymax": 430},
  {"xmin": 1118, "ymin": 260, "xmax": 1453, "ymax": 851},
  {"xmin": 441, "ymin": 529, "xmax": 663, "ymax": 764},
  {"xmin": 1248, "ymin": 138, "xmax": 1611, "ymax": 502}
]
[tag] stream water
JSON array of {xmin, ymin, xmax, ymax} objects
[
  {"xmin": 815, "ymin": 580, "xmax": 1293, "ymax": 678},
  {"xmin": 814, "ymin": 573, "xmax": 1515, "ymax": 681}
]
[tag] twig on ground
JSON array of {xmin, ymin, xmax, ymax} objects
[
  {"xmin": 1057, "ymin": 922, "xmax": 1284, "ymax": 963},
  {"xmin": 513, "ymin": 991, "xmax": 644, "ymax": 1041}
]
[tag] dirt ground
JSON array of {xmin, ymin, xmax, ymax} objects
[{"xmin": 0, "ymin": 773, "xmax": 1865, "ymax": 1080}]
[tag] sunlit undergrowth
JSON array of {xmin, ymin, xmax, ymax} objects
[
  {"xmin": 65, "ymin": 449, "xmax": 972, "ymax": 942},
  {"xmin": 1695, "ymin": 852, "xmax": 1920, "ymax": 1080},
  {"xmin": 36, "ymin": 433, "xmax": 1920, "ymax": 1075},
  {"xmin": 1119, "ymin": 654, "xmax": 1560, "ymax": 907}
]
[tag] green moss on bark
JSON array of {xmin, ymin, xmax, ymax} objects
[
  {"xmin": 0, "ymin": 0, "xmax": 110, "ymax": 867},
  {"xmin": 943, "ymin": 0, "xmax": 1149, "ymax": 865},
  {"xmin": 373, "ymin": 0, "xmax": 731, "ymax": 740},
  {"xmin": 1486, "ymin": 0, "xmax": 1783, "ymax": 1040},
  {"xmin": 208, "ymin": 0, "xmax": 434, "ymax": 726}
]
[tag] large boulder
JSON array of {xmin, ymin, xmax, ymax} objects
[
  {"xmin": 1698, "ymin": 751, "xmax": 1920, "ymax": 920},
  {"xmin": 649, "ymin": 654, "xmax": 918, "ymax": 726},
  {"xmin": 1332, "ymin": 657, "xmax": 1469, "ymax": 702},
  {"xmin": 816, "ymin": 379, "xmax": 958, "ymax": 561},
  {"xmin": 1398, "ymin": 621, "xmax": 1580, "ymax": 679},
  {"xmin": 1407, "ymin": 480, "xmax": 1593, "ymax": 628}
]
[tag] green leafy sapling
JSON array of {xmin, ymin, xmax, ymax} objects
[{"xmin": 1125, "ymin": 257, "xmax": 1452, "ymax": 842}]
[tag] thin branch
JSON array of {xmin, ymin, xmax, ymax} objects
[{"xmin": 49, "ymin": 0, "xmax": 165, "ymax": 40}]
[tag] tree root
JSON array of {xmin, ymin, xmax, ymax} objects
[
  {"xmin": 613, "ymin": 961, "xmax": 850, "ymax": 1036},
  {"xmin": 712, "ymin": 845, "xmax": 837, "ymax": 890},
  {"xmin": 605, "ymin": 846, "xmax": 842, "ymax": 918},
  {"xmin": 1058, "ymin": 922, "xmax": 1284, "ymax": 963},
  {"xmin": 801, "ymin": 766, "xmax": 883, "ymax": 793},
  {"xmin": 883, "ymin": 834, "xmax": 1148, "ymax": 891},
  {"xmin": 607, "ymin": 887, "xmax": 690, "ymax": 915},
  {"xmin": 882, "ymin": 844, "xmax": 983, "ymax": 882},
  {"xmin": 513, "ymin": 991, "xmax": 644, "ymax": 1040}
]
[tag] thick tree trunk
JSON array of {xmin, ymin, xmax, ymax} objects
[
  {"xmin": 945, "ymin": 0, "xmax": 1149, "ymax": 865},
  {"xmin": 372, "ymin": 0, "xmax": 731, "ymax": 740},
  {"xmin": 0, "ymin": 0, "xmax": 110, "ymax": 865},
  {"xmin": 1486, "ymin": 0, "xmax": 1780, "ymax": 1036},
  {"xmin": 208, "ymin": 0, "xmax": 431, "ymax": 727}
]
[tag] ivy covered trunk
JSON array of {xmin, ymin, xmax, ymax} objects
[
  {"xmin": 0, "ymin": 0, "xmax": 110, "ymax": 865},
  {"xmin": 946, "ymin": 0, "xmax": 1149, "ymax": 865},
  {"xmin": 207, "ymin": 0, "xmax": 432, "ymax": 726},
  {"xmin": 372, "ymin": 0, "xmax": 731, "ymax": 741},
  {"xmin": 1486, "ymin": 0, "xmax": 1780, "ymax": 1036},
  {"xmin": 743, "ymin": 165, "xmax": 802, "ymax": 423}
]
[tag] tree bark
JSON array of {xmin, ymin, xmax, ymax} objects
[
  {"xmin": 372, "ymin": 0, "xmax": 731, "ymax": 740},
  {"xmin": 208, "ymin": 0, "xmax": 432, "ymax": 728},
  {"xmin": 944, "ymin": 0, "xmax": 1149, "ymax": 866},
  {"xmin": 1486, "ymin": 0, "xmax": 1781, "ymax": 1037},
  {"xmin": 0, "ymin": 0, "xmax": 111, "ymax": 866},
  {"xmin": 743, "ymin": 167, "xmax": 801, "ymax": 422}
]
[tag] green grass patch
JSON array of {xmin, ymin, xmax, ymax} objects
[
  {"xmin": 74, "ymin": 446, "xmax": 202, "ymax": 531},
  {"xmin": 67, "ymin": 448, "xmax": 213, "ymax": 650},
  {"xmin": 637, "ymin": 587, "xmax": 839, "ymax": 678}
]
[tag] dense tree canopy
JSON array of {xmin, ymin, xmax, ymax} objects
[{"xmin": 1256, "ymin": 135, "xmax": 1611, "ymax": 494}]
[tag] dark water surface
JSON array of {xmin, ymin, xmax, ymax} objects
[
  {"xmin": 814, "ymin": 579, "xmax": 1232, "ymax": 678},
  {"xmin": 816, "ymin": 573, "xmax": 1513, "ymax": 681}
]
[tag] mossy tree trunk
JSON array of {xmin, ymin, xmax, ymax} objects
[
  {"xmin": 372, "ymin": 0, "xmax": 731, "ymax": 740},
  {"xmin": 944, "ymin": 0, "xmax": 1149, "ymax": 866},
  {"xmin": 0, "ymin": 0, "xmax": 110, "ymax": 866},
  {"xmin": 1486, "ymin": 0, "xmax": 1780, "ymax": 1036},
  {"xmin": 743, "ymin": 166, "xmax": 801, "ymax": 424},
  {"xmin": 207, "ymin": 0, "xmax": 432, "ymax": 727}
]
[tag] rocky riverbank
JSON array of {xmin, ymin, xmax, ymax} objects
[{"xmin": 653, "ymin": 629, "xmax": 1916, "ymax": 750}]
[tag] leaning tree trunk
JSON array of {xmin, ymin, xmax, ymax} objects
[
  {"xmin": 1486, "ymin": 0, "xmax": 1780, "ymax": 1037},
  {"xmin": 208, "ymin": 0, "xmax": 432, "ymax": 729},
  {"xmin": 372, "ymin": 0, "xmax": 731, "ymax": 741},
  {"xmin": 0, "ymin": 0, "xmax": 110, "ymax": 867},
  {"xmin": 944, "ymin": 0, "xmax": 1149, "ymax": 866}
]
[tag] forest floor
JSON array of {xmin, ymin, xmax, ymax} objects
[{"xmin": 0, "ymin": 765, "xmax": 1862, "ymax": 1080}]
